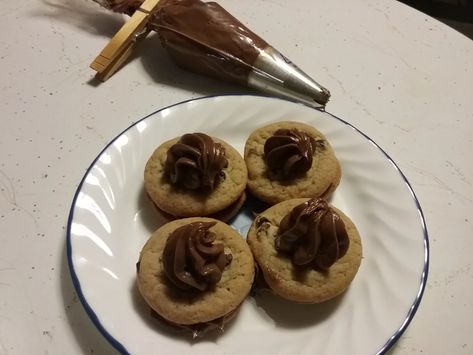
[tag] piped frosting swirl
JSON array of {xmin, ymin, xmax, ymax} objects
[
  {"xmin": 162, "ymin": 221, "xmax": 232, "ymax": 291},
  {"xmin": 164, "ymin": 133, "xmax": 228, "ymax": 190},
  {"xmin": 275, "ymin": 198, "xmax": 349, "ymax": 270},
  {"xmin": 264, "ymin": 128, "xmax": 321, "ymax": 179}
]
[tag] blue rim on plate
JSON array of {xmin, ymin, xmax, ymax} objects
[{"xmin": 66, "ymin": 94, "xmax": 429, "ymax": 355}]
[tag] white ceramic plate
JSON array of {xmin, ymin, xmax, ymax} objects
[{"xmin": 67, "ymin": 95, "xmax": 428, "ymax": 355}]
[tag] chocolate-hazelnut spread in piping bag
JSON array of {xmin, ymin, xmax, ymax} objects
[{"xmin": 93, "ymin": 0, "xmax": 331, "ymax": 107}]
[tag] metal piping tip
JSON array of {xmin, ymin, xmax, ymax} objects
[{"xmin": 248, "ymin": 46, "xmax": 330, "ymax": 108}]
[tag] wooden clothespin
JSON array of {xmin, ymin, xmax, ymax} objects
[{"xmin": 90, "ymin": 0, "xmax": 161, "ymax": 81}]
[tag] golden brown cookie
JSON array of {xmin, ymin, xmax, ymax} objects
[
  {"xmin": 144, "ymin": 134, "xmax": 247, "ymax": 218},
  {"xmin": 247, "ymin": 198, "xmax": 362, "ymax": 303},
  {"xmin": 137, "ymin": 217, "xmax": 255, "ymax": 333},
  {"xmin": 244, "ymin": 121, "xmax": 341, "ymax": 205}
]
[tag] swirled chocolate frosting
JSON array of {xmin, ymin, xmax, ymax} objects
[
  {"xmin": 162, "ymin": 221, "xmax": 232, "ymax": 291},
  {"xmin": 264, "ymin": 129, "xmax": 321, "ymax": 179},
  {"xmin": 164, "ymin": 133, "xmax": 228, "ymax": 190},
  {"xmin": 275, "ymin": 198, "xmax": 349, "ymax": 270}
]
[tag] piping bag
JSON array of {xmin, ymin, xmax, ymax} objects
[{"xmin": 90, "ymin": 0, "xmax": 331, "ymax": 107}]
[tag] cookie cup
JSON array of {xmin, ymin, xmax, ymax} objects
[
  {"xmin": 244, "ymin": 121, "xmax": 341, "ymax": 205},
  {"xmin": 137, "ymin": 218, "xmax": 255, "ymax": 327},
  {"xmin": 247, "ymin": 198, "xmax": 362, "ymax": 303},
  {"xmin": 145, "ymin": 137, "xmax": 247, "ymax": 217}
]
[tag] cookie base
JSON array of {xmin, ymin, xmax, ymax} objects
[{"xmin": 148, "ymin": 192, "xmax": 247, "ymax": 228}]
